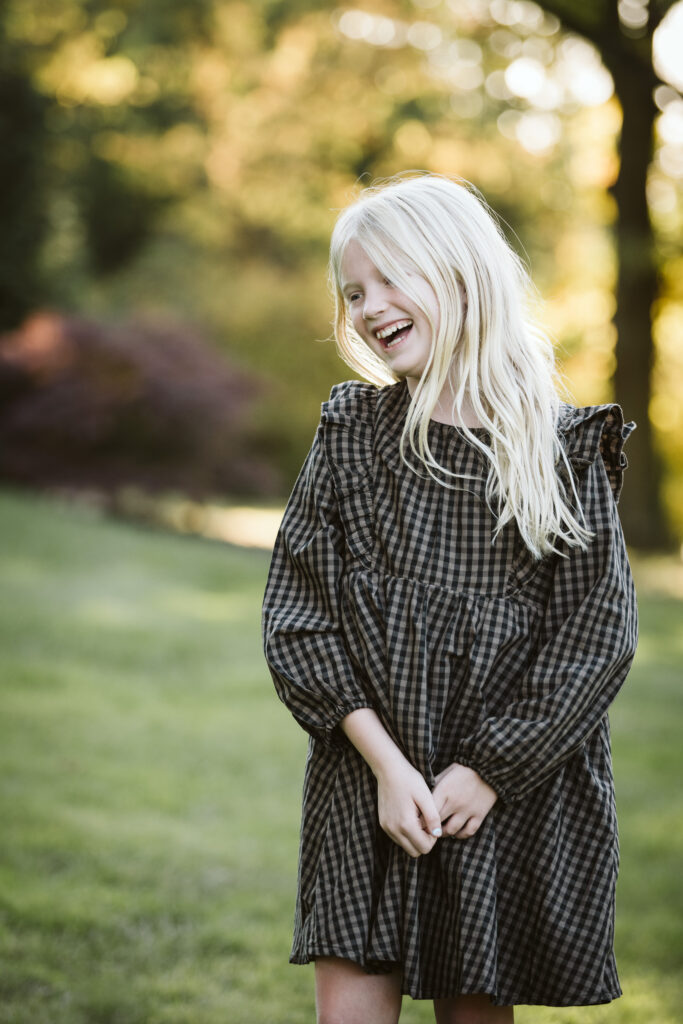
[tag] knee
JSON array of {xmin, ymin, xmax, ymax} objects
[
  {"xmin": 317, "ymin": 1005, "xmax": 398, "ymax": 1024},
  {"xmin": 314, "ymin": 957, "xmax": 402, "ymax": 1024},
  {"xmin": 452, "ymin": 1011, "xmax": 500, "ymax": 1024},
  {"xmin": 316, "ymin": 1003, "xmax": 360, "ymax": 1024},
  {"xmin": 434, "ymin": 993, "xmax": 514, "ymax": 1024}
]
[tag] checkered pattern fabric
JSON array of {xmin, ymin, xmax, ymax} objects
[{"xmin": 261, "ymin": 378, "xmax": 639, "ymax": 1006}]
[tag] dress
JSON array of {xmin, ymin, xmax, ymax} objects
[{"xmin": 261, "ymin": 377, "xmax": 638, "ymax": 1007}]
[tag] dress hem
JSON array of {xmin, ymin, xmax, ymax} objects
[{"xmin": 289, "ymin": 948, "xmax": 622, "ymax": 1007}]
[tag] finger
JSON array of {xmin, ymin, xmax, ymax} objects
[
  {"xmin": 414, "ymin": 791, "xmax": 443, "ymax": 839},
  {"xmin": 401, "ymin": 822, "xmax": 437, "ymax": 857},
  {"xmin": 417, "ymin": 808, "xmax": 442, "ymax": 839},
  {"xmin": 406, "ymin": 834, "xmax": 435, "ymax": 857},
  {"xmin": 396, "ymin": 832, "xmax": 427, "ymax": 859},
  {"xmin": 441, "ymin": 813, "xmax": 468, "ymax": 838},
  {"xmin": 431, "ymin": 790, "xmax": 450, "ymax": 823},
  {"xmin": 453, "ymin": 817, "xmax": 481, "ymax": 840},
  {"xmin": 382, "ymin": 820, "xmax": 432, "ymax": 858}
]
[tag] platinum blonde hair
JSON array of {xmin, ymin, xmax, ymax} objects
[{"xmin": 328, "ymin": 172, "xmax": 592, "ymax": 560}]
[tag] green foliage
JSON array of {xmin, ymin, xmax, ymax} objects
[
  {"xmin": 80, "ymin": 156, "xmax": 173, "ymax": 274},
  {"xmin": 1, "ymin": 0, "xmax": 682, "ymax": 532},
  {"xmin": 0, "ymin": 488, "xmax": 682, "ymax": 1023},
  {"xmin": 0, "ymin": 68, "xmax": 49, "ymax": 328},
  {"xmin": 0, "ymin": 313, "xmax": 274, "ymax": 498}
]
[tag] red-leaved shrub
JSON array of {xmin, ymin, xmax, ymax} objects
[{"xmin": 0, "ymin": 311, "xmax": 280, "ymax": 498}]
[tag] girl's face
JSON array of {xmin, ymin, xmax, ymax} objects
[{"xmin": 340, "ymin": 238, "xmax": 439, "ymax": 385}]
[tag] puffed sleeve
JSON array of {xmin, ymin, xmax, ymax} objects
[
  {"xmin": 452, "ymin": 405, "xmax": 639, "ymax": 803},
  {"xmin": 261, "ymin": 416, "xmax": 372, "ymax": 747}
]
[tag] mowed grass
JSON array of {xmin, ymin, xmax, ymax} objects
[{"xmin": 0, "ymin": 488, "xmax": 681, "ymax": 1024}]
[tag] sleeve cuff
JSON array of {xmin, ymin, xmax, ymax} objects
[
  {"xmin": 449, "ymin": 754, "xmax": 519, "ymax": 805},
  {"xmin": 322, "ymin": 698, "xmax": 375, "ymax": 749}
]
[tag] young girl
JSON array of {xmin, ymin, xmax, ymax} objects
[{"xmin": 261, "ymin": 173, "xmax": 638, "ymax": 1024}]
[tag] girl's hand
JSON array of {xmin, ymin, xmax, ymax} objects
[
  {"xmin": 375, "ymin": 757, "xmax": 443, "ymax": 859},
  {"xmin": 339, "ymin": 708, "xmax": 442, "ymax": 859},
  {"xmin": 431, "ymin": 763, "xmax": 498, "ymax": 840}
]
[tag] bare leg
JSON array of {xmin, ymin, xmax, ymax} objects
[
  {"xmin": 433, "ymin": 993, "xmax": 514, "ymax": 1024},
  {"xmin": 315, "ymin": 956, "xmax": 403, "ymax": 1024}
]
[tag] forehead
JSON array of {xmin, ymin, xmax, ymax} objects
[{"xmin": 339, "ymin": 238, "xmax": 380, "ymax": 287}]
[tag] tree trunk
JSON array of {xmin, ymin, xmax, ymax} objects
[
  {"xmin": 531, "ymin": 0, "xmax": 676, "ymax": 548},
  {"xmin": 604, "ymin": 54, "xmax": 672, "ymax": 549}
]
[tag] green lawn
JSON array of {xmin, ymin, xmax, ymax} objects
[{"xmin": 0, "ymin": 488, "xmax": 681, "ymax": 1024}]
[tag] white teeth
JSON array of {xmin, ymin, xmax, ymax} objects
[{"xmin": 376, "ymin": 319, "xmax": 412, "ymax": 340}]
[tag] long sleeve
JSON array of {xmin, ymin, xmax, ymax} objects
[
  {"xmin": 452, "ymin": 407, "xmax": 639, "ymax": 803},
  {"xmin": 261, "ymin": 419, "xmax": 372, "ymax": 747}
]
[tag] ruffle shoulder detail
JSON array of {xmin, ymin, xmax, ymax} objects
[
  {"xmin": 319, "ymin": 380, "xmax": 378, "ymax": 566},
  {"xmin": 557, "ymin": 402, "xmax": 636, "ymax": 503},
  {"xmin": 319, "ymin": 381, "xmax": 378, "ymax": 493},
  {"xmin": 320, "ymin": 379, "xmax": 378, "ymax": 429}
]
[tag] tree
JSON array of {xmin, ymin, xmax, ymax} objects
[
  {"xmin": 3, "ymin": 0, "xmax": 681, "ymax": 533},
  {"xmin": 315, "ymin": 0, "xmax": 681, "ymax": 547},
  {"xmin": 0, "ymin": 19, "xmax": 48, "ymax": 328},
  {"xmin": 531, "ymin": 0, "xmax": 678, "ymax": 548}
]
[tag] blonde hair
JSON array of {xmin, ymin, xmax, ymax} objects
[{"xmin": 328, "ymin": 172, "xmax": 592, "ymax": 560}]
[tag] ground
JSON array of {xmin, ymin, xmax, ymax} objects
[{"xmin": 0, "ymin": 488, "xmax": 681, "ymax": 1024}]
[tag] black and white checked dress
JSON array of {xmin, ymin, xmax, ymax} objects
[{"xmin": 261, "ymin": 377, "xmax": 638, "ymax": 1006}]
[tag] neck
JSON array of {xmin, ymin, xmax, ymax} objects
[{"xmin": 404, "ymin": 376, "xmax": 484, "ymax": 429}]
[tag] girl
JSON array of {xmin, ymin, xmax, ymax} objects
[{"xmin": 261, "ymin": 173, "xmax": 638, "ymax": 1024}]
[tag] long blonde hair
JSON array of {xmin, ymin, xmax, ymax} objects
[{"xmin": 328, "ymin": 172, "xmax": 591, "ymax": 560}]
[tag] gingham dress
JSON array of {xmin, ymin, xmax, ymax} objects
[{"xmin": 261, "ymin": 377, "xmax": 638, "ymax": 1006}]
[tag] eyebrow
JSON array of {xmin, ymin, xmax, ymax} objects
[{"xmin": 341, "ymin": 281, "xmax": 361, "ymax": 295}]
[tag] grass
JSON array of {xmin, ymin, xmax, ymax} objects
[{"xmin": 0, "ymin": 487, "xmax": 681, "ymax": 1023}]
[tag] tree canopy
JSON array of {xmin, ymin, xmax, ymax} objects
[{"xmin": 1, "ymin": 0, "xmax": 682, "ymax": 542}]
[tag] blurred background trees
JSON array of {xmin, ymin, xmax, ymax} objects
[{"xmin": 0, "ymin": 0, "xmax": 681, "ymax": 546}]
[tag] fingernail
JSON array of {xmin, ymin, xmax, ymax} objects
[{"xmin": 432, "ymin": 827, "xmax": 442, "ymax": 838}]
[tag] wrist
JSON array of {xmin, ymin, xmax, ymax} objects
[
  {"xmin": 369, "ymin": 744, "xmax": 411, "ymax": 782},
  {"xmin": 339, "ymin": 708, "xmax": 411, "ymax": 780}
]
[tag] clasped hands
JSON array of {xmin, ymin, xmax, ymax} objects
[
  {"xmin": 375, "ymin": 757, "xmax": 498, "ymax": 860},
  {"xmin": 339, "ymin": 708, "xmax": 498, "ymax": 860}
]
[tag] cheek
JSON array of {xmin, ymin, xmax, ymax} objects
[
  {"xmin": 408, "ymin": 291, "xmax": 439, "ymax": 337},
  {"xmin": 352, "ymin": 309, "xmax": 368, "ymax": 332},
  {"xmin": 415, "ymin": 306, "xmax": 439, "ymax": 338}
]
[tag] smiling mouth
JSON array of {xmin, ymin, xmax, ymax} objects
[{"xmin": 375, "ymin": 320, "xmax": 413, "ymax": 350}]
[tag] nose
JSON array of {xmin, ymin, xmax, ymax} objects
[{"xmin": 362, "ymin": 284, "xmax": 388, "ymax": 321}]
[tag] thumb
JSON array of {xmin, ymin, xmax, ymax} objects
[{"xmin": 415, "ymin": 790, "xmax": 443, "ymax": 838}]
